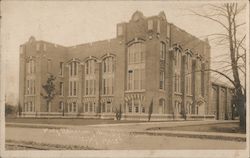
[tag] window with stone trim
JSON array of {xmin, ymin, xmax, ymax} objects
[
  {"xmin": 68, "ymin": 102, "xmax": 77, "ymax": 113},
  {"xmin": 26, "ymin": 59, "xmax": 36, "ymax": 74},
  {"xmin": 174, "ymin": 49, "xmax": 182, "ymax": 93},
  {"xmin": 69, "ymin": 61, "xmax": 78, "ymax": 77},
  {"xmin": 127, "ymin": 43, "xmax": 145, "ymax": 91},
  {"xmin": 185, "ymin": 54, "xmax": 192, "ymax": 95},
  {"xmin": 175, "ymin": 101, "xmax": 182, "ymax": 114},
  {"xmin": 102, "ymin": 56, "xmax": 115, "ymax": 95},
  {"xmin": 59, "ymin": 101, "xmax": 64, "ymax": 111},
  {"xmin": 186, "ymin": 102, "xmax": 192, "ymax": 114},
  {"xmin": 85, "ymin": 59, "xmax": 96, "ymax": 96},
  {"xmin": 59, "ymin": 82, "xmax": 64, "ymax": 96},
  {"xmin": 160, "ymin": 42, "xmax": 166, "ymax": 60},
  {"xmin": 59, "ymin": 62, "xmax": 64, "ymax": 76},
  {"xmin": 160, "ymin": 70, "xmax": 165, "ymax": 90},
  {"xmin": 69, "ymin": 81, "xmax": 77, "ymax": 96}
]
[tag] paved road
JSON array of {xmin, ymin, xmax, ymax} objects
[{"xmin": 5, "ymin": 120, "xmax": 246, "ymax": 150}]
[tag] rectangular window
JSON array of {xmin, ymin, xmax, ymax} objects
[
  {"xmin": 59, "ymin": 102, "xmax": 64, "ymax": 111},
  {"xmin": 90, "ymin": 80, "xmax": 93, "ymax": 95},
  {"xmin": 70, "ymin": 63, "xmax": 73, "ymax": 76},
  {"xmin": 69, "ymin": 81, "xmax": 72, "ymax": 96},
  {"xmin": 107, "ymin": 103, "xmax": 111, "ymax": 113},
  {"xmin": 134, "ymin": 69, "xmax": 139, "ymax": 90},
  {"xmin": 74, "ymin": 62, "xmax": 77, "ymax": 76},
  {"xmin": 128, "ymin": 71, "xmax": 133, "ymax": 90},
  {"xmin": 128, "ymin": 105, "xmax": 132, "ymax": 113},
  {"xmin": 85, "ymin": 80, "xmax": 88, "ymax": 95},
  {"xmin": 73, "ymin": 81, "xmax": 77, "ymax": 96},
  {"xmin": 140, "ymin": 69, "xmax": 145, "ymax": 89},
  {"xmin": 73, "ymin": 102, "xmax": 77, "ymax": 112},
  {"xmin": 26, "ymin": 80, "xmax": 29, "ymax": 94},
  {"xmin": 59, "ymin": 82, "xmax": 64, "ymax": 96},
  {"xmin": 142, "ymin": 107, "xmax": 145, "ymax": 113},
  {"xmin": 160, "ymin": 42, "xmax": 166, "ymax": 60},
  {"xmin": 160, "ymin": 71, "xmax": 165, "ymax": 90},
  {"xmin": 59, "ymin": 62, "xmax": 63, "ymax": 76},
  {"xmin": 33, "ymin": 80, "xmax": 35, "ymax": 94},
  {"xmin": 89, "ymin": 102, "xmax": 93, "ymax": 112}
]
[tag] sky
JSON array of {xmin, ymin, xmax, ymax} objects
[{"xmin": 1, "ymin": 1, "xmax": 247, "ymax": 105}]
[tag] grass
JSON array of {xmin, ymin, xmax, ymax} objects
[
  {"xmin": 6, "ymin": 117, "xmax": 148, "ymax": 126},
  {"xmin": 147, "ymin": 122, "xmax": 246, "ymax": 134}
]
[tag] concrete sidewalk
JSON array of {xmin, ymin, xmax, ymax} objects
[{"xmin": 132, "ymin": 130, "xmax": 246, "ymax": 142}]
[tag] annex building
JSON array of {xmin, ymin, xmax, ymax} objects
[{"xmin": 19, "ymin": 11, "xmax": 234, "ymax": 120}]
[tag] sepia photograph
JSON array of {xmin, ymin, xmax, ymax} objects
[{"xmin": 0, "ymin": 0, "xmax": 249, "ymax": 157}]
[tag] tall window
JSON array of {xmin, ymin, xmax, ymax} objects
[
  {"xmin": 59, "ymin": 101, "xmax": 64, "ymax": 111},
  {"xmin": 102, "ymin": 56, "xmax": 115, "ymax": 95},
  {"xmin": 68, "ymin": 102, "xmax": 77, "ymax": 113},
  {"xmin": 85, "ymin": 59, "xmax": 96, "ymax": 96},
  {"xmin": 175, "ymin": 101, "xmax": 181, "ymax": 114},
  {"xmin": 26, "ymin": 59, "xmax": 36, "ymax": 74},
  {"xmin": 127, "ymin": 42, "xmax": 145, "ymax": 91},
  {"xmin": 59, "ymin": 82, "xmax": 64, "ymax": 96},
  {"xmin": 174, "ymin": 49, "xmax": 182, "ymax": 93},
  {"xmin": 69, "ymin": 81, "xmax": 77, "ymax": 96},
  {"xmin": 160, "ymin": 71, "xmax": 165, "ymax": 90},
  {"xmin": 160, "ymin": 42, "xmax": 166, "ymax": 60},
  {"xmin": 185, "ymin": 54, "xmax": 192, "ymax": 95},
  {"xmin": 69, "ymin": 61, "xmax": 78, "ymax": 76},
  {"xmin": 59, "ymin": 62, "xmax": 64, "ymax": 76},
  {"xmin": 26, "ymin": 79, "xmax": 35, "ymax": 95},
  {"xmin": 186, "ymin": 102, "xmax": 192, "ymax": 114}
]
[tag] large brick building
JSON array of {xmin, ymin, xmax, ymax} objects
[{"xmin": 19, "ymin": 11, "xmax": 231, "ymax": 120}]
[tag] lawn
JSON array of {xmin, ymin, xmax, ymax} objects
[
  {"xmin": 6, "ymin": 117, "xmax": 148, "ymax": 126},
  {"xmin": 147, "ymin": 122, "xmax": 246, "ymax": 134}
]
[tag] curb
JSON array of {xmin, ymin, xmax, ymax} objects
[{"xmin": 131, "ymin": 131, "xmax": 246, "ymax": 142}]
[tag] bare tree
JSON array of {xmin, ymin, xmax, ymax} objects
[{"xmin": 190, "ymin": 3, "xmax": 246, "ymax": 130}]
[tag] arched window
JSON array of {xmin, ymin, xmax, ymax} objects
[
  {"xmin": 102, "ymin": 56, "xmax": 115, "ymax": 95},
  {"xmin": 185, "ymin": 50, "xmax": 192, "ymax": 95},
  {"xmin": 68, "ymin": 60, "xmax": 79, "ymax": 97},
  {"xmin": 186, "ymin": 102, "xmax": 192, "ymax": 114},
  {"xmin": 127, "ymin": 42, "xmax": 145, "ymax": 91},
  {"xmin": 159, "ymin": 99, "xmax": 165, "ymax": 114},
  {"xmin": 69, "ymin": 61, "xmax": 78, "ymax": 77},
  {"xmin": 26, "ymin": 58, "xmax": 36, "ymax": 75},
  {"xmin": 160, "ymin": 42, "xmax": 166, "ymax": 60},
  {"xmin": 85, "ymin": 59, "xmax": 96, "ymax": 96},
  {"xmin": 174, "ymin": 46, "xmax": 182, "ymax": 93},
  {"xmin": 175, "ymin": 100, "xmax": 182, "ymax": 114}
]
